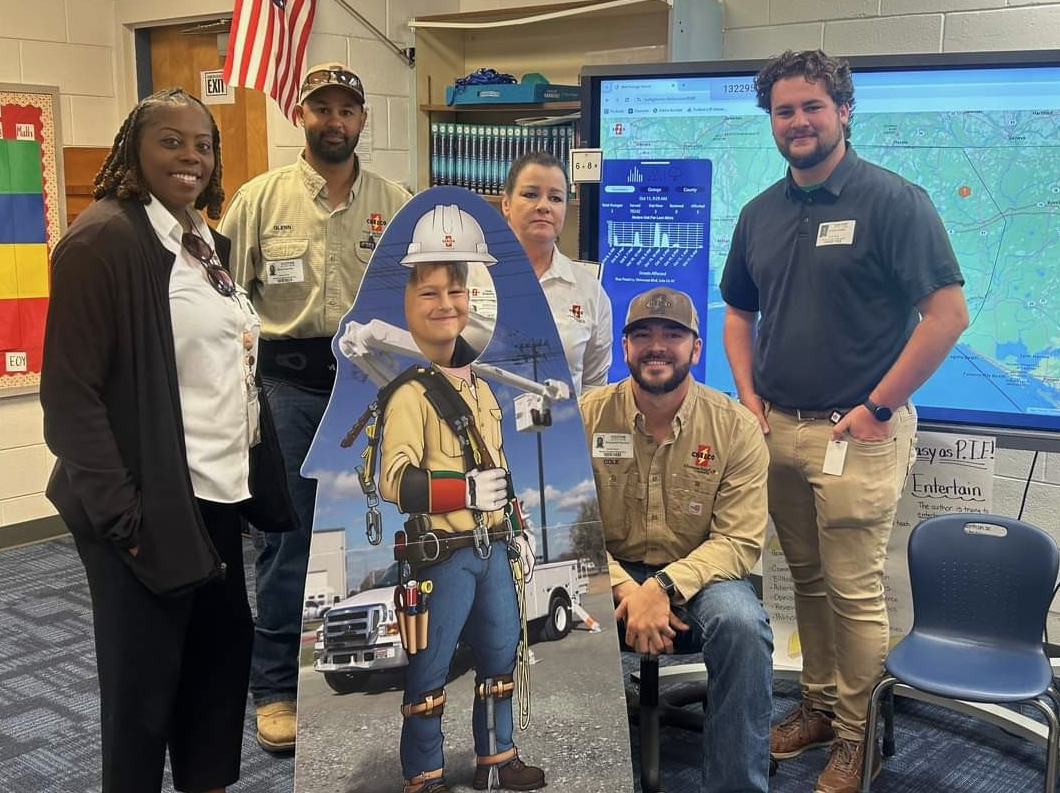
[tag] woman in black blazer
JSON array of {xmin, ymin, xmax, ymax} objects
[{"xmin": 40, "ymin": 88, "xmax": 295, "ymax": 793}]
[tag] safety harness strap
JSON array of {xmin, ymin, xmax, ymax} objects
[{"xmin": 401, "ymin": 688, "xmax": 446, "ymax": 718}]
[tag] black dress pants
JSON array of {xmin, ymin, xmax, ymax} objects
[{"xmin": 73, "ymin": 500, "xmax": 254, "ymax": 793}]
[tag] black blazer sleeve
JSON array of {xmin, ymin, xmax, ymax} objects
[{"xmin": 41, "ymin": 234, "xmax": 141, "ymax": 548}]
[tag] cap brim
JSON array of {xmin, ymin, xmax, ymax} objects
[{"xmin": 622, "ymin": 318, "xmax": 699, "ymax": 335}]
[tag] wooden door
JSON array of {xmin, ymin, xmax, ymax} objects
[{"xmin": 149, "ymin": 23, "xmax": 270, "ymax": 221}]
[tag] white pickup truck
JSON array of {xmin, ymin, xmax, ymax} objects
[{"xmin": 313, "ymin": 558, "xmax": 590, "ymax": 694}]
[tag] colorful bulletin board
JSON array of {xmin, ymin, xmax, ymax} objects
[{"xmin": 0, "ymin": 84, "xmax": 65, "ymax": 396}]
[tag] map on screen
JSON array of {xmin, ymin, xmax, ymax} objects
[{"xmin": 595, "ymin": 65, "xmax": 1060, "ymax": 435}]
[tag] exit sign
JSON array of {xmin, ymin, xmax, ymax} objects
[{"xmin": 201, "ymin": 70, "xmax": 235, "ymax": 105}]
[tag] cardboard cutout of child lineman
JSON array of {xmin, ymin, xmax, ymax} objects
[{"xmin": 295, "ymin": 187, "xmax": 633, "ymax": 793}]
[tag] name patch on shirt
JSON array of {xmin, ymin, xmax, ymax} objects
[
  {"xmin": 592, "ymin": 432, "xmax": 634, "ymax": 459},
  {"xmin": 265, "ymin": 258, "xmax": 305, "ymax": 284},
  {"xmin": 816, "ymin": 220, "xmax": 856, "ymax": 246},
  {"xmin": 469, "ymin": 285, "xmax": 497, "ymax": 320}
]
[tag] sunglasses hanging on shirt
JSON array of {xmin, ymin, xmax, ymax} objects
[{"xmin": 181, "ymin": 231, "xmax": 236, "ymax": 297}]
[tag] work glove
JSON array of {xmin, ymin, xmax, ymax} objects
[{"xmin": 466, "ymin": 468, "xmax": 508, "ymax": 512}]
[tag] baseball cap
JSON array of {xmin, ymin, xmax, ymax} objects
[
  {"xmin": 299, "ymin": 63, "xmax": 366, "ymax": 105},
  {"xmin": 623, "ymin": 287, "xmax": 700, "ymax": 335}
]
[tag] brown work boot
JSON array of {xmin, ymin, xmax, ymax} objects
[
  {"xmin": 255, "ymin": 701, "xmax": 296, "ymax": 753},
  {"xmin": 408, "ymin": 783, "xmax": 450, "ymax": 793},
  {"xmin": 770, "ymin": 703, "xmax": 835, "ymax": 759},
  {"xmin": 472, "ymin": 752, "xmax": 546, "ymax": 791},
  {"xmin": 403, "ymin": 768, "xmax": 449, "ymax": 793},
  {"xmin": 814, "ymin": 737, "xmax": 881, "ymax": 793}
]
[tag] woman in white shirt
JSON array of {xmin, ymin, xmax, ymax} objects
[
  {"xmin": 504, "ymin": 151, "xmax": 612, "ymax": 392},
  {"xmin": 465, "ymin": 152, "xmax": 612, "ymax": 393},
  {"xmin": 41, "ymin": 89, "xmax": 294, "ymax": 793}
]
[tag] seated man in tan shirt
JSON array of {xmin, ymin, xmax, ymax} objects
[{"xmin": 579, "ymin": 287, "xmax": 774, "ymax": 793}]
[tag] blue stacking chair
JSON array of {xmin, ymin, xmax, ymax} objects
[{"xmin": 859, "ymin": 513, "xmax": 1060, "ymax": 792}]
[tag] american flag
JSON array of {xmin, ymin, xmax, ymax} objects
[{"xmin": 223, "ymin": 0, "xmax": 316, "ymax": 123}]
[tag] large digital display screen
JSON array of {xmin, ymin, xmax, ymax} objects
[{"xmin": 581, "ymin": 53, "xmax": 1060, "ymax": 445}]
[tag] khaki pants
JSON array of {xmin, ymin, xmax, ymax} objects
[{"xmin": 765, "ymin": 403, "xmax": 917, "ymax": 742}]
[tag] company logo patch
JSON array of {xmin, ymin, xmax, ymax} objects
[
  {"xmin": 570, "ymin": 304, "xmax": 583, "ymax": 320},
  {"xmin": 367, "ymin": 213, "xmax": 386, "ymax": 233},
  {"xmin": 691, "ymin": 444, "xmax": 715, "ymax": 469},
  {"xmin": 443, "ymin": 234, "xmax": 454, "ymax": 249}
]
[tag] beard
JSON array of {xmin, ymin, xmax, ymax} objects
[
  {"xmin": 778, "ymin": 125, "xmax": 843, "ymax": 171},
  {"xmin": 627, "ymin": 350, "xmax": 694, "ymax": 395},
  {"xmin": 306, "ymin": 128, "xmax": 359, "ymax": 164}
]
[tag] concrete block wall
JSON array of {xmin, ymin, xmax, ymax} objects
[
  {"xmin": 0, "ymin": 0, "xmax": 121, "ymax": 148},
  {"xmin": 1, "ymin": 0, "xmax": 120, "ymax": 534},
  {"xmin": 722, "ymin": 0, "xmax": 1060, "ymax": 58}
]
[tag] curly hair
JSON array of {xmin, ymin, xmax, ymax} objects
[
  {"xmin": 754, "ymin": 50, "xmax": 855, "ymax": 140},
  {"xmin": 92, "ymin": 88, "xmax": 225, "ymax": 219},
  {"xmin": 502, "ymin": 150, "xmax": 568, "ymax": 198}
]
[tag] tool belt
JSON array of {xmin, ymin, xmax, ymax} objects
[
  {"xmin": 395, "ymin": 518, "xmax": 516, "ymax": 571},
  {"xmin": 259, "ymin": 337, "xmax": 336, "ymax": 391}
]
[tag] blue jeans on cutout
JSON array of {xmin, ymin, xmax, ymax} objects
[
  {"xmin": 401, "ymin": 541, "xmax": 520, "ymax": 779},
  {"xmin": 619, "ymin": 561, "xmax": 774, "ymax": 793},
  {"xmin": 249, "ymin": 378, "xmax": 328, "ymax": 706}
]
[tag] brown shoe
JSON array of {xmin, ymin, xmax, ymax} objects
[
  {"xmin": 255, "ymin": 701, "xmax": 296, "ymax": 753},
  {"xmin": 472, "ymin": 754, "xmax": 546, "ymax": 791},
  {"xmin": 770, "ymin": 704, "xmax": 835, "ymax": 759},
  {"xmin": 414, "ymin": 783, "xmax": 450, "ymax": 793},
  {"xmin": 814, "ymin": 737, "xmax": 881, "ymax": 793}
]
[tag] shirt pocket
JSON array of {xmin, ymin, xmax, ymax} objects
[
  {"xmin": 596, "ymin": 471, "xmax": 642, "ymax": 551},
  {"xmin": 259, "ymin": 237, "xmax": 313, "ymax": 301},
  {"xmin": 432, "ymin": 413, "xmax": 466, "ymax": 466},
  {"xmin": 667, "ymin": 473, "xmax": 720, "ymax": 543}
]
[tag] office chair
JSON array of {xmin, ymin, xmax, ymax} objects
[
  {"xmin": 629, "ymin": 653, "xmax": 710, "ymax": 793},
  {"xmin": 859, "ymin": 513, "xmax": 1060, "ymax": 792},
  {"xmin": 629, "ymin": 654, "xmax": 777, "ymax": 793}
]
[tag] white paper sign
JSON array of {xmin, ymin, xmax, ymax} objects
[
  {"xmin": 200, "ymin": 70, "xmax": 235, "ymax": 105},
  {"xmin": 569, "ymin": 148, "xmax": 602, "ymax": 183},
  {"xmin": 5, "ymin": 351, "xmax": 28, "ymax": 373}
]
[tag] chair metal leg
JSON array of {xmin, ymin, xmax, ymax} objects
[
  {"xmin": 860, "ymin": 675, "xmax": 897, "ymax": 793},
  {"xmin": 639, "ymin": 655, "xmax": 661, "ymax": 793},
  {"xmin": 882, "ymin": 685, "xmax": 896, "ymax": 758},
  {"xmin": 1027, "ymin": 694, "xmax": 1060, "ymax": 793}
]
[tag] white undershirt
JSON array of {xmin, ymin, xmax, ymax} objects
[{"xmin": 144, "ymin": 197, "xmax": 260, "ymax": 503}]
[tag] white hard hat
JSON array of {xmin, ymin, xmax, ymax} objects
[{"xmin": 400, "ymin": 204, "xmax": 498, "ymax": 266}]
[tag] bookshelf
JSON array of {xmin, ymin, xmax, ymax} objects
[{"xmin": 409, "ymin": 0, "xmax": 672, "ymax": 257}]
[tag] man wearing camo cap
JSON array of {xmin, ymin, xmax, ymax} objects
[{"xmin": 580, "ymin": 286, "xmax": 775, "ymax": 792}]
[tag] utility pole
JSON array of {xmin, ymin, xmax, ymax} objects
[{"xmin": 516, "ymin": 339, "xmax": 551, "ymax": 562}]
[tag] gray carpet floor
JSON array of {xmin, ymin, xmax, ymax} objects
[
  {"xmin": 0, "ymin": 534, "xmax": 293, "ymax": 793},
  {"xmin": 1, "ymin": 534, "xmax": 1052, "ymax": 792}
]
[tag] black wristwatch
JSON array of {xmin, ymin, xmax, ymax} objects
[
  {"xmin": 863, "ymin": 398, "xmax": 893, "ymax": 422},
  {"xmin": 653, "ymin": 570, "xmax": 678, "ymax": 600}
]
